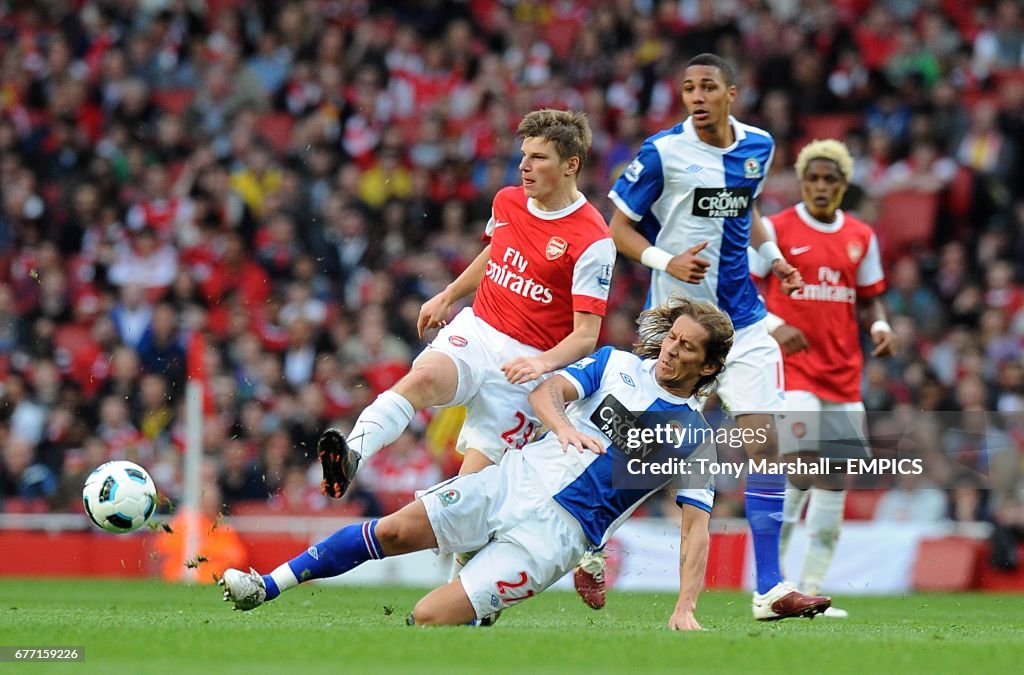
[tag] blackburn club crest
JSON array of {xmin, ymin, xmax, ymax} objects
[
  {"xmin": 438, "ymin": 489, "xmax": 461, "ymax": 507},
  {"xmin": 743, "ymin": 157, "xmax": 762, "ymax": 178},
  {"xmin": 545, "ymin": 236, "xmax": 568, "ymax": 260},
  {"xmin": 847, "ymin": 241, "xmax": 863, "ymax": 263}
]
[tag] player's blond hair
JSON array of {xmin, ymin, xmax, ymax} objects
[
  {"xmin": 795, "ymin": 139, "xmax": 854, "ymax": 181},
  {"xmin": 633, "ymin": 296, "xmax": 734, "ymax": 398},
  {"xmin": 517, "ymin": 109, "xmax": 592, "ymax": 170}
]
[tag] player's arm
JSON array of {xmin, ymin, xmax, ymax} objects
[
  {"xmin": 668, "ymin": 502, "xmax": 711, "ymax": 631},
  {"xmin": 857, "ymin": 296, "xmax": 896, "ymax": 357},
  {"xmin": 749, "ymin": 216, "xmax": 808, "ymax": 354},
  {"xmin": 417, "ymin": 244, "xmax": 491, "ymax": 338},
  {"xmin": 610, "ymin": 208, "xmax": 710, "ymax": 284},
  {"xmin": 750, "ymin": 204, "xmax": 802, "ymax": 294},
  {"xmin": 502, "ymin": 311, "xmax": 602, "ymax": 384},
  {"xmin": 527, "ymin": 374, "xmax": 605, "ymax": 455}
]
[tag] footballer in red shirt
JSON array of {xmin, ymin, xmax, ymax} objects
[
  {"xmin": 318, "ymin": 109, "xmax": 614, "ymax": 487},
  {"xmin": 751, "ymin": 139, "xmax": 896, "ymax": 617}
]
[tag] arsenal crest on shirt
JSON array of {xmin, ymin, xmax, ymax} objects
[
  {"xmin": 545, "ymin": 236, "xmax": 568, "ymax": 260},
  {"xmin": 847, "ymin": 241, "xmax": 863, "ymax": 263}
]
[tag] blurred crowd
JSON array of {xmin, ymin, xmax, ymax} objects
[{"xmin": 1, "ymin": 0, "xmax": 1023, "ymax": 561}]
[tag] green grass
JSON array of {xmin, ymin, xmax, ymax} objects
[{"xmin": 1, "ymin": 580, "xmax": 1022, "ymax": 674}]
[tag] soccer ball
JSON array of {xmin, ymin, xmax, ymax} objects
[{"xmin": 82, "ymin": 461, "xmax": 158, "ymax": 534}]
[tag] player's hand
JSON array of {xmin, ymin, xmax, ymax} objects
[
  {"xmin": 771, "ymin": 324, "xmax": 809, "ymax": 355},
  {"xmin": 501, "ymin": 355, "xmax": 550, "ymax": 384},
  {"xmin": 666, "ymin": 241, "xmax": 711, "ymax": 284},
  {"xmin": 417, "ymin": 292, "xmax": 453, "ymax": 339},
  {"xmin": 871, "ymin": 327, "xmax": 897, "ymax": 357},
  {"xmin": 668, "ymin": 608, "xmax": 703, "ymax": 631},
  {"xmin": 771, "ymin": 259, "xmax": 803, "ymax": 295},
  {"xmin": 554, "ymin": 426, "xmax": 606, "ymax": 455}
]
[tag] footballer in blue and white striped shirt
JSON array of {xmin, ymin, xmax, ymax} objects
[{"xmin": 607, "ymin": 53, "xmax": 829, "ymax": 621}]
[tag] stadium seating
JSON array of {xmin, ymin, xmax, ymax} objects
[
  {"xmin": 874, "ymin": 190, "xmax": 940, "ymax": 263},
  {"xmin": 256, "ymin": 113, "xmax": 296, "ymax": 154},
  {"xmin": 151, "ymin": 89, "xmax": 195, "ymax": 115},
  {"xmin": 944, "ymin": 166, "xmax": 975, "ymax": 236},
  {"xmin": 794, "ymin": 113, "xmax": 864, "ymax": 154},
  {"xmin": 912, "ymin": 536, "xmax": 983, "ymax": 591},
  {"xmin": 844, "ymin": 490, "xmax": 886, "ymax": 520}
]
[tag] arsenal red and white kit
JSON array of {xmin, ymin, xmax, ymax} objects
[
  {"xmin": 473, "ymin": 186, "xmax": 615, "ymax": 350},
  {"xmin": 422, "ymin": 186, "xmax": 614, "ymax": 464},
  {"xmin": 754, "ymin": 203, "xmax": 885, "ymax": 403}
]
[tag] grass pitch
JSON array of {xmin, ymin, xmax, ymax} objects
[{"xmin": 1, "ymin": 580, "xmax": 1022, "ymax": 674}]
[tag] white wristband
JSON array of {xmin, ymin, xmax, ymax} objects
[
  {"xmin": 870, "ymin": 320, "xmax": 892, "ymax": 334},
  {"xmin": 640, "ymin": 246, "xmax": 674, "ymax": 272},
  {"xmin": 757, "ymin": 241, "xmax": 784, "ymax": 266},
  {"xmin": 764, "ymin": 311, "xmax": 786, "ymax": 333}
]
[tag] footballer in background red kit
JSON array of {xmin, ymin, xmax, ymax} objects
[{"xmin": 751, "ymin": 139, "xmax": 896, "ymax": 618}]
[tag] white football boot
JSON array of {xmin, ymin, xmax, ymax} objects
[{"xmin": 220, "ymin": 567, "xmax": 267, "ymax": 611}]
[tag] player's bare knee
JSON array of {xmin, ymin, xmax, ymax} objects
[
  {"xmin": 374, "ymin": 515, "xmax": 409, "ymax": 554},
  {"xmin": 394, "ymin": 360, "xmax": 456, "ymax": 408},
  {"xmin": 788, "ymin": 471, "xmax": 812, "ymax": 490},
  {"xmin": 410, "ymin": 598, "xmax": 444, "ymax": 626}
]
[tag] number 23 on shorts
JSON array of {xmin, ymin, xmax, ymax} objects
[{"xmin": 500, "ymin": 410, "xmax": 537, "ymax": 450}]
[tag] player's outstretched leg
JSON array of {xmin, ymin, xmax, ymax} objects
[
  {"xmin": 221, "ymin": 519, "xmax": 386, "ymax": 611},
  {"xmin": 319, "ymin": 428, "xmax": 361, "ymax": 499},
  {"xmin": 573, "ymin": 549, "xmax": 607, "ymax": 609}
]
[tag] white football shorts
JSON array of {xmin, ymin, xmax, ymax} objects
[
  {"xmin": 418, "ymin": 451, "xmax": 588, "ymax": 619},
  {"xmin": 777, "ymin": 389, "xmax": 870, "ymax": 458},
  {"xmin": 712, "ymin": 317, "xmax": 785, "ymax": 415},
  {"xmin": 420, "ymin": 307, "xmax": 548, "ymax": 464}
]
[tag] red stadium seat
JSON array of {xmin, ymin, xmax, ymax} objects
[
  {"xmin": 912, "ymin": 536, "xmax": 983, "ymax": 591},
  {"xmin": 541, "ymin": 18, "xmax": 582, "ymax": 61},
  {"xmin": 875, "ymin": 190, "xmax": 939, "ymax": 263},
  {"xmin": 794, "ymin": 113, "xmax": 864, "ymax": 154},
  {"xmin": 844, "ymin": 490, "xmax": 885, "ymax": 520},
  {"xmin": 991, "ymin": 68, "xmax": 1024, "ymax": 90},
  {"xmin": 945, "ymin": 166, "xmax": 975, "ymax": 236},
  {"xmin": 374, "ymin": 491, "xmax": 416, "ymax": 515},
  {"xmin": 151, "ymin": 89, "xmax": 194, "ymax": 115},
  {"xmin": 256, "ymin": 113, "xmax": 295, "ymax": 154}
]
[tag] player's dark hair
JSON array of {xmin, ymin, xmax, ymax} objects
[
  {"xmin": 633, "ymin": 296, "xmax": 734, "ymax": 398},
  {"xmin": 685, "ymin": 53, "xmax": 736, "ymax": 86},
  {"xmin": 517, "ymin": 109, "xmax": 592, "ymax": 170}
]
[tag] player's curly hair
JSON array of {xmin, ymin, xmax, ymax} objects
[
  {"xmin": 517, "ymin": 109, "xmax": 592, "ymax": 170},
  {"xmin": 795, "ymin": 139, "xmax": 854, "ymax": 182},
  {"xmin": 632, "ymin": 296, "xmax": 734, "ymax": 398}
]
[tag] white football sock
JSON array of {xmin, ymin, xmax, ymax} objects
[
  {"xmin": 270, "ymin": 562, "xmax": 299, "ymax": 593},
  {"xmin": 801, "ymin": 488, "xmax": 846, "ymax": 595},
  {"xmin": 779, "ymin": 482, "xmax": 810, "ymax": 569},
  {"xmin": 347, "ymin": 390, "xmax": 415, "ymax": 462}
]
